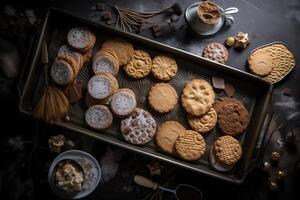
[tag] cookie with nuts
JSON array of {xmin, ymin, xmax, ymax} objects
[
  {"xmin": 120, "ymin": 108, "xmax": 156, "ymax": 145},
  {"xmin": 202, "ymin": 42, "xmax": 228, "ymax": 64}
]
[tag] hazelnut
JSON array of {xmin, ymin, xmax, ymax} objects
[{"xmin": 225, "ymin": 36, "xmax": 235, "ymax": 47}]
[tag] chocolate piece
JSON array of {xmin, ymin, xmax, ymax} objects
[
  {"xmin": 212, "ymin": 76, "xmax": 225, "ymax": 89},
  {"xmin": 224, "ymin": 83, "xmax": 236, "ymax": 97},
  {"xmin": 102, "ymin": 12, "xmax": 112, "ymax": 20},
  {"xmin": 282, "ymin": 87, "xmax": 292, "ymax": 96}
]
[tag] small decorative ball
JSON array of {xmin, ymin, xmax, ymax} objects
[
  {"xmin": 269, "ymin": 180, "xmax": 278, "ymax": 191},
  {"xmin": 271, "ymin": 151, "xmax": 280, "ymax": 161},
  {"xmin": 277, "ymin": 170, "xmax": 286, "ymax": 180},
  {"xmin": 225, "ymin": 36, "xmax": 235, "ymax": 47},
  {"xmin": 263, "ymin": 161, "xmax": 271, "ymax": 171},
  {"xmin": 65, "ymin": 115, "xmax": 71, "ymax": 122}
]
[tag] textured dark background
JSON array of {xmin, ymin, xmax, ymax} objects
[{"xmin": 0, "ymin": 0, "xmax": 299, "ymax": 200}]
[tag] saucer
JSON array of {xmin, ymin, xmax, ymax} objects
[{"xmin": 185, "ymin": 2, "xmax": 226, "ymax": 36}]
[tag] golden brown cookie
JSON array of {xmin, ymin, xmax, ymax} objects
[
  {"xmin": 175, "ymin": 130, "xmax": 206, "ymax": 161},
  {"xmin": 151, "ymin": 55, "xmax": 178, "ymax": 81},
  {"xmin": 214, "ymin": 136, "xmax": 242, "ymax": 166},
  {"xmin": 156, "ymin": 121, "xmax": 186, "ymax": 154},
  {"xmin": 102, "ymin": 38, "xmax": 134, "ymax": 66},
  {"xmin": 250, "ymin": 43, "xmax": 296, "ymax": 83},
  {"xmin": 217, "ymin": 102, "xmax": 249, "ymax": 136},
  {"xmin": 187, "ymin": 107, "xmax": 217, "ymax": 134},
  {"xmin": 248, "ymin": 49, "xmax": 274, "ymax": 76},
  {"xmin": 181, "ymin": 79, "xmax": 215, "ymax": 116},
  {"xmin": 148, "ymin": 83, "xmax": 178, "ymax": 113},
  {"xmin": 124, "ymin": 50, "xmax": 152, "ymax": 79}
]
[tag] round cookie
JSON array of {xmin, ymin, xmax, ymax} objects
[
  {"xmin": 92, "ymin": 54, "xmax": 119, "ymax": 75},
  {"xmin": 214, "ymin": 136, "xmax": 242, "ymax": 166},
  {"xmin": 181, "ymin": 79, "xmax": 215, "ymax": 116},
  {"xmin": 56, "ymin": 55, "xmax": 79, "ymax": 78},
  {"xmin": 248, "ymin": 49, "xmax": 274, "ymax": 76},
  {"xmin": 148, "ymin": 83, "xmax": 178, "ymax": 113},
  {"xmin": 50, "ymin": 60, "xmax": 74, "ymax": 85},
  {"xmin": 85, "ymin": 105, "xmax": 113, "ymax": 130},
  {"xmin": 110, "ymin": 89, "xmax": 137, "ymax": 117},
  {"xmin": 124, "ymin": 50, "xmax": 152, "ymax": 79},
  {"xmin": 151, "ymin": 55, "xmax": 178, "ymax": 81},
  {"xmin": 202, "ymin": 42, "xmax": 228, "ymax": 64},
  {"xmin": 58, "ymin": 45, "xmax": 84, "ymax": 69},
  {"xmin": 175, "ymin": 130, "xmax": 206, "ymax": 161},
  {"xmin": 213, "ymin": 97, "xmax": 244, "ymax": 114},
  {"xmin": 102, "ymin": 39, "xmax": 134, "ymax": 66},
  {"xmin": 187, "ymin": 107, "xmax": 217, "ymax": 134},
  {"xmin": 87, "ymin": 73, "xmax": 116, "ymax": 100},
  {"xmin": 156, "ymin": 121, "xmax": 186, "ymax": 154},
  {"xmin": 218, "ymin": 103, "xmax": 249, "ymax": 136},
  {"xmin": 120, "ymin": 108, "xmax": 156, "ymax": 145},
  {"xmin": 67, "ymin": 27, "xmax": 94, "ymax": 51}
]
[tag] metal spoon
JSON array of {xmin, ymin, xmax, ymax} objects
[{"xmin": 134, "ymin": 175, "xmax": 203, "ymax": 200}]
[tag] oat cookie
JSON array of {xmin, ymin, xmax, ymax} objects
[
  {"xmin": 102, "ymin": 38, "xmax": 134, "ymax": 65},
  {"xmin": 50, "ymin": 60, "xmax": 74, "ymax": 85},
  {"xmin": 214, "ymin": 136, "xmax": 242, "ymax": 166},
  {"xmin": 87, "ymin": 73, "xmax": 117, "ymax": 100},
  {"xmin": 110, "ymin": 88, "xmax": 137, "ymax": 117},
  {"xmin": 248, "ymin": 49, "xmax": 274, "ymax": 76},
  {"xmin": 148, "ymin": 83, "xmax": 178, "ymax": 113},
  {"xmin": 124, "ymin": 50, "xmax": 152, "ymax": 79},
  {"xmin": 156, "ymin": 121, "xmax": 186, "ymax": 154},
  {"xmin": 67, "ymin": 27, "xmax": 95, "ymax": 52},
  {"xmin": 181, "ymin": 79, "xmax": 215, "ymax": 116},
  {"xmin": 121, "ymin": 108, "xmax": 156, "ymax": 145},
  {"xmin": 202, "ymin": 42, "xmax": 228, "ymax": 64},
  {"xmin": 175, "ymin": 130, "xmax": 206, "ymax": 161},
  {"xmin": 151, "ymin": 55, "xmax": 178, "ymax": 81},
  {"xmin": 218, "ymin": 102, "xmax": 249, "ymax": 136},
  {"xmin": 85, "ymin": 105, "xmax": 113, "ymax": 130},
  {"xmin": 187, "ymin": 107, "xmax": 217, "ymax": 134}
]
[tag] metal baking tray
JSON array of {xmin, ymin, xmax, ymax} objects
[{"xmin": 19, "ymin": 8, "xmax": 273, "ymax": 184}]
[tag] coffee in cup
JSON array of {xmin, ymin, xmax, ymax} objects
[{"xmin": 197, "ymin": 1, "xmax": 221, "ymax": 25}]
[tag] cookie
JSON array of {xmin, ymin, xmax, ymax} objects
[
  {"xmin": 110, "ymin": 88, "xmax": 137, "ymax": 117},
  {"xmin": 102, "ymin": 38, "xmax": 134, "ymax": 66},
  {"xmin": 187, "ymin": 107, "xmax": 217, "ymax": 134},
  {"xmin": 50, "ymin": 60, "xmax": 74, "ymax": 85},
  {"xmin": 148, "ymin": 83, "xmax": 178, "ymax": 113},
  {"xmin": 156, "ymin": 121, "xmax": 186, "ymax": 154},
  {"xmin": 124, "ymin": 50, "xmax": 152, "ymax": 79},
  {"xmin": 202, "ymin": 42, "xmax": 228, "ymax": 64},
  {"xmin": 151, "ymin": 55, "xmax": 178, "ymax": 81},
  {"xmin": 85, "ymin": 92, "xmax": 111, "ymax": 107},
  {"xmin": 120, "ymin": 108, "xmax": 156, "ymax": 145},
  {"xmin": 92, "ymin": 52, "xmax": 119, "ymax": 75},
  {"xmin": 250, "ymin": 43, "xmax": 296, "ymax": 83},
  {"xmin": 85, "ymin": 105, "xmax": 113, "ymax": 130},
  {"xmin": 56, "ymin": 55, "xmax": 79, "ymax": 78},
  {"xmin": 87, "ymin": 73, "xmax": 118, "ymax": 100},
  {"xmin": 181, "ymin": 79, "xmax": 215, "ymax": 116},
  {"xmin": 248, "ymin": 49, "xmax": 274, "ymax": 76},
  {"xmin": 218, "ymin": 102, "xmax": 249, "ymax": 136},
  {"xmin": 67, "ymin": 27, "xmax": 95, "ymax": 52},
  {"xmin": 58, "ymin": 45, "xmax": 84, "ymax": 69},
  {"xmin": 175, "ymin": 130, "xmax": 206, "ymax": 161},
  {"xmin": 214, "ymin": 136, "xmax": 242, "ymax": 166},
  {"xmin": 213, "ymin": 97, "xmax": 243, "ymax": 114}
]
